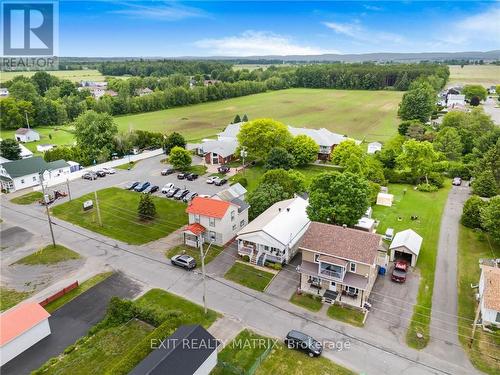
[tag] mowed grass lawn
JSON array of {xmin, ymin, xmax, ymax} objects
[
  {"xmin": 0, "ymin": 287, "xmax": 32, "ymax": 312},
  {"xmin": 51, "ymin": 187, "xmax": 187, "ymax": 244},
  {"xmin": 0, "ymin": 69, "xmax": 105, "ymax": 83},
  {"xmin": 10, "ymin": 191, "xmax": 43, "ymax": 205},
  {"xmin": 115, "ymin": 88, "xmax": 403, "ymax": 142},
  {"xmin": 457, "ymin": 227, "xmax": 500, "ymax": 375},
  {"xmin": 290, "ymin": 292, "xmax": 323, "ymax": 312},
  {"xmin": 13, "ymin": 244, "xmax": 80, "ymax": 265},
  {"xmin": 165, "ymin": 244, "xmax": 224, "ymax": 268},
  {"xmin": 372, "ymin": 182, "xmax": 451, "ymax": 348},
  {"xmin": 448, "ymin": 65, "xmax": 500, "ymax": 86},
  {"xmin": 225, "ymin": 262, "xmax": 275, "ymax": 292},
  {"xmin": 327, "ymin": 304, "xmax": 365, "ymax": 327}
]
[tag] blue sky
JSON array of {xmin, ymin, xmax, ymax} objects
[{"xmin": 59, "ymin": 1, "xmax": 500, "ymax": 57}]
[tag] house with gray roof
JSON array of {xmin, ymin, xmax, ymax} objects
[
  {"xmin": 14, "ymin": 128, "xmax": 40, "ymax": 143},
  {"xmin": 200, "ymin": 139, "xmax": 238, "ymax": 165}
]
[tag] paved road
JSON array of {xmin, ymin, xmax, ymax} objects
[
  {"xmin": 426, "ymin": 185, "xmax": 471, "ymax": 367},
  {"xmin": 483, "ymin": 97, "xmax": 500, "ymax": 125},
  {"xmin": 0, "ymin": 197, "xmax": 479, "ymax": 375},
  {"xmin": 1, "ymin": 273, "xmax": 142, "ymax": 375}
]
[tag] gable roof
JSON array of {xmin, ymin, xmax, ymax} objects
[
  {"xmin": 186, "ymin": 197, "xmax": 232, "ymax": 218},
  {"xmin": 129, "ymin": 325, "xmax": 218, "ymax": 375},
  {"xmin": 217, "ymin": 183, "xmax": 247, "ymax": 201},
  {"xmin": 201, "ymin": 139, "xmax": 238, "ymax": 157},
  {"xmin": 0, "ymin": 303, "xmax": 50, "ymax": 346},
  {"xmin": 238, "ymin": 197, "xmax": 310, "ymax": 247},
  {"xmin": 389, "ymin": 229, "xmax": 423, "ymax": 257},
  {"xmin": 46, "ymin": 160, "xmax": 70, "ymax": 169},
  {"xmin": 299, "ymin": 222, "xmax": 381, "ymax": 265},
  {"xmin": 15, "ymin": 128, "xmax": 38, "ymax": 135},
  {"xmin": 217, "ymin": 122, "xmax": 243, "ymax": 139},
  {"xmin": 1, "ymin": 157, "xmax": 48, "ymax": 178},
  {"xmin": 482, "ymin": 265, "xmax": 500, "ymax": 312},
  {"xmin": 288, "ymin": 126, "xmax": 348, "ymax": 147}
]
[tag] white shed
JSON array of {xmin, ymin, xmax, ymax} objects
[
  {"xmin": 14, "ymin": 128, "xmax": 40, "ymax": 143},
  {"xmin": 0, "ymin": 303, "xmax": 51, "ymax": 366},
  {"xmin": 389, "ymin": 229, "xmax": 423, "ymax": 267},
  {"xmin": 376, "ymin": 192, "xmax": 394, "ymax": 207},
  {"xmin": 367, "ymin": 142, "xmax": 382, "ymax": 154}
]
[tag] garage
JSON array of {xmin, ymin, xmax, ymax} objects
[{"xmin": 389, "ymin": 229, "xmax": 423, "ymax": 267}]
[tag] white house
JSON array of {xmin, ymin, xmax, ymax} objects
[
  {"xmin": 77, "ymin": 86, "xmax": 106, "ymax": 99},
  {"xmin": 183, "ymin": 196, "xmax": 249, "ymax": 247},
  {"xmin": 130, "ymin": 325, "xmax": 218, "ymax": 375},
  {"xmin": 36, "ymin": 144, "xmax": 55, "ymax": 153},
  {"xmin": 0, "ymin": 303, "xmax": 51, "ymax": 366},
  {"xmin": 478, "ymin": 260, "xmax": 500, "ymax": 327},
  {"xmin": 0, "ymin": 88, "xmax": 9, "ymax": 97},
  {"xmin": 447, "ymin": 94, "xmax": 466, "ymax": 108},
  {"xmin": 367, "ymin": 142, "xmax": 382, "ymax": 154},
  {"xmin": 237, "ymin": 196, "xmax": 310, "ymax": 265},
  {"xmin": 14, "ymin": 128, "xmax": 40, "ymax": 143},
  {"xmin": 389, "ymin": 229, "xmax": 423, "ymax": 267},
  {"xmin": 0, "ymin": 157, "xmax": 70, "ymax": 193}
]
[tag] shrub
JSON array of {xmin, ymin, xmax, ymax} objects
[
  {"xmin": 472, "ymin": 170, "xmax": 498, "ymax": 198},
  {"xmin": 447, "ymin": 161, "xmax": 472, "ymax": 180},
  {"xmin": 417, "ymin": 183, "xmax": 438, "ymax": 192},
  {"xmin": 426, "ymin": 172, "xmax": 444, "ymax": 188},
  {"xmin": 272, "ymin": 263, "xmax": 282, "ymax": 271},
  {"xmin": 232, "ymin": 176, "xmax": 248, "ymax": 187},
  {"xmin": 242, "ymin": 255, "xmax": 250, "ymax": 262},
  {"xmin": 461, "ymin": 195, "xmax": 487, "ymax": 229}
]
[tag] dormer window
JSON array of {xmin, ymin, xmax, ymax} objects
[{"xmin": 350, "ymin": 263, "xmax": 356, "ymax": 273}]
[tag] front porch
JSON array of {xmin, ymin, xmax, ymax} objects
[
  {"xmin": 237, "ymin": 240, "xmax": 286, "ymax": 266},
  {"xmin": 183, "ymin": 223, "xmax": 206, "ymax": 248}
]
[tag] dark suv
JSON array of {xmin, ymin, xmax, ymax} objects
[
  {"xmin": 284, "ymin": 330, "xmax": 322, "ymax": 357},
  {"xmin": 171, "ymin": 254, "xmax": 196, "ymax": 269},
  {"xmin": 186, "ymin": 173, "xmax": 198, "ymax": 181},
  {"xmin": 134, "ymin": 181, "xmax": 151, "ymax": 192}
]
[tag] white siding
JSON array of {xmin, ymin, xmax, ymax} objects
[
  {"xmin": 193, "ymin": 349, "xmax": 217, "ymax": 375},
  {"xmin": 0, "ymin": 319, "xmax": 51, "ymax": 366},
  {"xmin": 13, "ymin": 173, "xmax": 40, "ymax": 191}
]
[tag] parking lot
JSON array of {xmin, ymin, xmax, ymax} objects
[{"xmin": 50, "ymin": 154, "xmax": 229, "ymax": 207}]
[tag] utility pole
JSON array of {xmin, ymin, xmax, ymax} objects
[
  {"xmin": 240, "ymin": 146, "xmax": 247, "ymax": 175},
  {"xmin": 199, "ymin": 238, "xmax": 215, "ymax": 314},
  {"xmin": 470, "ymin": 296, "xmax": 482, "ymax": 347},
  {"xmin": 94, "ymin": 190, "xmax": 102, "ymax": 226},
  {"xmin": 39, "ymin": 173, "xmax": 56, "ymax": 247},
  {"xmin": 66, "ymin": 178, "xmax": 72, "ymax": 201},
  {"xmin": 25, "ymin": 111, "xmax": 30, "ymax": 129}
]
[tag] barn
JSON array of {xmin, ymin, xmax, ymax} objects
[
  {"xmin": 0, "ymin": 303, "xmax": 51, "ymax": 366},
  {"xmin": 389, "ymin": 229, "xmax": 423, "ymax": 267}
]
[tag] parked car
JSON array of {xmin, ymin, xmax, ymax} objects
[
  {"xmin": 96, "ymin": 170, "xmax": 106, "ymax": 177},
  {"xmin": 162, "ymin": 183, "xmax": 175, "ymax": 194},
  {"xmin": 177, "ymin": 173, "xmax": 187, "ymax": 180},
  {"xmin": 143, "ymin": 185, "xmax": 159, "ymax": 194},
  {"xmin": 171, "ymin": 254, "xmax": 196, "ymax": 270},
  {"xmin": 206, "ymin": 176, "xmax": 220, "ymax": 184},
  {"xmin": 183, "ymin": 192, "xmax": 198, "ymax": 202},
  {"xmin": 166, "ymin": 187, "xmax": 180, "ymax": 198},
  {"xmin": 161, "ymin": 168, "xmax": 175, "ymax": 176},
  {"xmin": 186, "ymin": 173, "xmax": 198, "ymax": 181},
  {"xmin": 452, "ymin": 177, "xmax": 462, "ymax": 186},
  {"xmin": 284, "ymin": 330, "xmax": 322, "ymax": 358},
  {"xmin": 218, "ymin": 165, "xmax": 230, "ymax": 174},
  {"xmin": 215, "ymin": 178, "xmax": 227, "ymax": 186},
  {"xmin": 391, "ymin": 261, "xmax": 409, "ymax": 283},
  {"xmin": 102, "ymin": 167, "xmax": 116, "ymax": 174},
  {"xmin": 82, "ymin": 172, "xmax": 97, "ymax": 180},
  {"xmin": 134, "ymin": 181, "xmax": 151, "ymax": 192},
  {"xmin": 383, "ymin": 228, "xmax": 394, "ymax": 241},
  {"xmin": 174, "ymin": 189, "xmax": 189, "ymax": 200},
  {"xmin": 125, "ymin": 181, "xmax": 140, "ymax": 190}
]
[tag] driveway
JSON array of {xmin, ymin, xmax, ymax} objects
[
  {"xmin": 365, "ymin": 264, "xmax": 420, "ymax": 345},
  {"xmin": 1, "ymin": 272, "xmax": 142, "ymax": 375},
  {"xmin": 264, "ymin": 254, "xmax": 301, "ymax": 298},
  {"xmin": 206, "ymin": 241, "xmax": 238, "ymax": 277}
]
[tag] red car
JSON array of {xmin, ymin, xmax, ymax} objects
[{"xmin": 391, "ymin": 261, "xmax": 408, "ymax": 283}]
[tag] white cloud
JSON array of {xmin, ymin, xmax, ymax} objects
[
  {"xmin": 456, "ymin": 6, "xmax": 500, "ymax": 35},
  {"xmin": 323, "ymin": 21, "xmax": 404, "ymax": 44},
  {"xmin": 363, "ymin": 5, "xmax": 383, "ymax": 11},
  {"xmin": 112, "ymin": 1, "xmax": 208, "ymax": 21},
  {"xmin": 194, "ymin": 31, "xmax": 336, "ymax": 56}
]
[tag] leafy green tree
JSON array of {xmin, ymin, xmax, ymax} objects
[
  {"xmin": 469, "ymin": 96, "xmax": 480, "ymax": 106},
  {"xmin": 376, "ymin": 135, "xmax": 405, "ymax": 169},
  {"xmin": 237, "ymin": 118, "xmax": 292, "ymax": 160},
  {"xmin": 0, "ymin": 139, "xmax": 21, "ymax": 160},
  {"xmin": 398, "ymin": 81, "xmax": 435, "ymax": 122},
  {"xmin": 0, "ymin": 98, "xmax": 34, "ymax": 130},
  {"xmin": 164, "ymin": 132, "xmax": 186, "ymax": 154},
  {"xmin": 265, "ymin": 147, "xmax": 295, "ymax": 170},
  {"xmin": 288, "ymin": 134, "xmax": 318, "ymax": 166},
  {"xmin": 138, "ymin": 193, "xmax": 156, "ymax": 221},
  {"xmin": 462, "ymin": 85, "xmax": 487, "ymax": 101},
  {"xmin": 307, "ymin": 172, "xmax": 370, "ymax": 226},
  {"xmin": 396, "ymin": 139, "xmax": 442, "ymax": 185},
  {"xmin": 248, "ymin": 183, "xmax": 290, "ymax": 219},
  {"xmin": 331, "ymin": 140, "xmax": 364, "ymax": 167},
  {"xmin": 8, "ymin": 81, "xmax": 39, "ymax": 102},
  {"xmin": 398, "ymin": 120, "xmax": 421, "ymax": 136},
  {"xmin": 481, "ymin": 196, "xmax": 500, "ymax": 243},
  {"xmin": 233, "ymin": 114, "xmax": 241, "ymax": 123},
  {"xmin": 168, "ymin": 146, "xmax": 192, "ymax": 170},
  {"xmin": 461, "ymin": 195, "xmax": 487, "ymax": 229},
  {"xmin": 242, "ymin": 114, "xmax": 249, "ymax": 122},
  {"xmin": 472, "ymin": 170, "xmax": 498, "ymax": 198},
  {"xmin": 405, "ymin": 122, "xmax": 426, "ymax": 140},
  {"xmin": 74, "ymin": 110, "xmax": 118, "ymax": 163},
  {"xmin": 31, "ymin": 71, "xmax": 58, "ymax": 94},
  {"xmin": 260, "ymin": 169, "xmax": 306, "ymax": 196},
  {"xmin": 433, "ymin": 127, "xmax": 463, "ymax": 160}
]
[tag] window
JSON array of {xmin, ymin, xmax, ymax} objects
[
  {"xmin": 350, "ymin": 263, "xmax": 356, "ymax": 273},
  {"xmin": 209, "ymin": 217, "xmax": 215, "ymax": 227},
  {"xmin": 314, "ymin": 253, "xmax": 320, "ymax": 263},
  {"xmin": 231, "ymin": 211, "xmax": 235, "ymax": 221},
  {"xmin": 209, "ymin": 231, "xmax": 216, "ymax": 241},
  {"xmin": 32, "ymin": 176, "xmax": 36, "ymax": 181},
  {"xmin": 20, "ymin": 179, "xmax": 25, "ymax": 184},
  {"xmin": 496, "ymin": 312, "xmax": 500, "ymax": 324},
  {"xmin": 232, "ymin": 224, "xmax": 236, "ymax": 231},
  {"xmin": 194, "ymin": 214, "xmax": 200, "ymax": 223},
  {"xmin": 331, "ymin": 281, "xmax": 336, "ymax": 287},
  {"xmin": 240, "ymin": 220, "xmax": 245, "ymax": 228}
]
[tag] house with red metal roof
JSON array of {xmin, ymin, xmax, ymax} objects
[
  {"xmin": 183, "ymin": 196, "xmax": 249, "ymax": 247},
  {"xmin": 0, "ymin": 303, "xmax": 51, "ymax": 366}
]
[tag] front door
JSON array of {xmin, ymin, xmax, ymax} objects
[{"xmin": 328, "ymin": 281, "xmax": 336, "ymax": 291}]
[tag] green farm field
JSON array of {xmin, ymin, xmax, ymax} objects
[
  {"xmin": 448, "ymin": 65, "xmax": 500, "ymax": 86},
  {"xmin": 115, "ymin": 88, "xmax": 403, "ymax": 142},
  {"xmin": 0, "ymin": 69, "xmax": 106, "ymax": 83}
]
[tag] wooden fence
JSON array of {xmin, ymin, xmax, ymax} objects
[{"xmin": 39, "ymin": 281, "xmax": 79, "ymax": 307}]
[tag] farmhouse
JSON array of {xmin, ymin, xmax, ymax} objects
[
  {"xmin": 0, "ymin": 303, "xmax": 51, "ymax": 366},
  {"xmin": 183, "ymin": 196, "xmax": 248, "ymax": 247},
  {"xmin": 389, "ymin": 229, "xmax": 423, "ymax": 267},
  {"xmin": 199, "ymin": 139, "xmax": 238, "ymax": 165},
  {"xmin": 297, "ymin": 222, "xmax": 383, "ymax": 308},
  {"xmin": 130, "ymin": 325, "xmax": 218, "ymax": 375},
  {"xmin": 237, "ymin": 196, "xmax": 310, "ymax": 265},
  {"xmin": 478, "ymin": 260, "xmax": 500, "ymax": 327},
  {"xmin": 367, "ymin": 141, "xmax": 382, "ymax": 154},
  {"xmin": 14, "ymin": 128, "xmax": 40, "ymax": 143}
]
